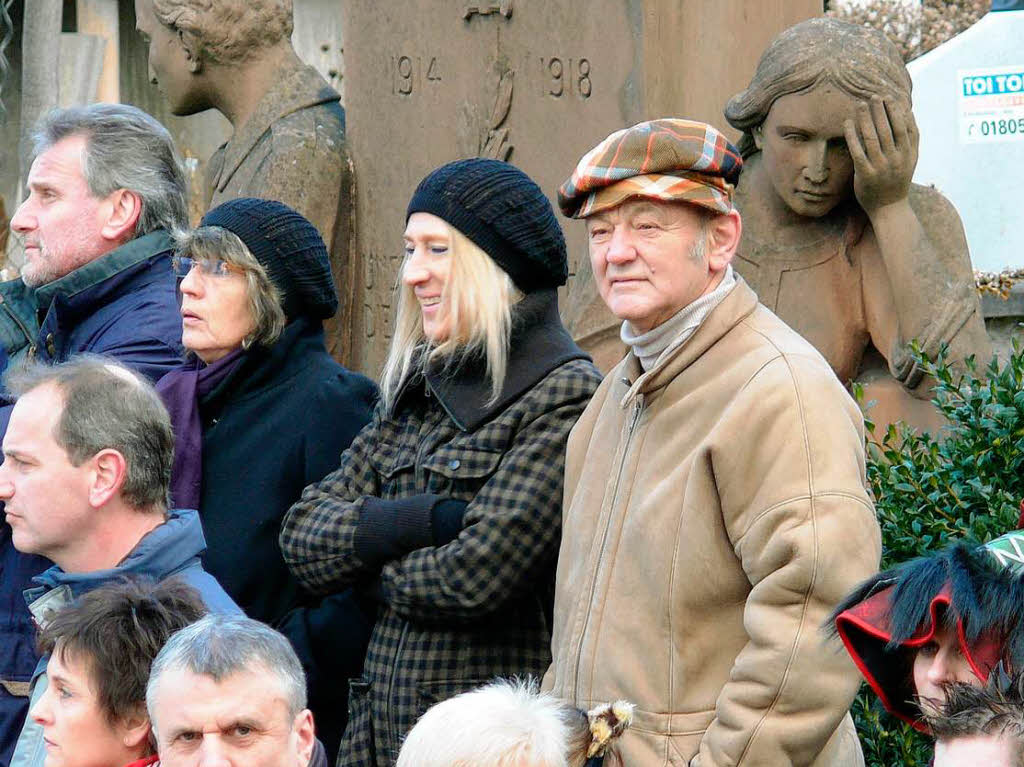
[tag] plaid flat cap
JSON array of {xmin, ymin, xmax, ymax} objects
[{"xmin": 558, "ymin": 118, "xmax": 743, "ymax": 218}]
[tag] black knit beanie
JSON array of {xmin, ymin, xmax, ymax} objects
[
  {"xmin": 406, "ymin": 158, "xmax": 568, "ymax": 292},
  {"xmin": 200, "ymin": 198, "xmax": 338, "ymax": 321}
]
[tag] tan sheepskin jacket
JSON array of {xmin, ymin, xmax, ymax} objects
[{"xmin": 544, "ymin": 278, "xmax": 880, "ymax": 766}]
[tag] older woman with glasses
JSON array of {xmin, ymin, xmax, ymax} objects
[{"xmin": 155, "ymin": 198, "xmax": 377, "ymax": 761}]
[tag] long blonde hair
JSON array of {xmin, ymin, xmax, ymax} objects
[{"xmin": 380, "ymin": 223, "xmax": 523, "ymax": 414}]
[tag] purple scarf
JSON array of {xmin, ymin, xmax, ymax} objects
[{"xmin": 156, "ymin": 349, "xmax": 246, "ymax": 509}]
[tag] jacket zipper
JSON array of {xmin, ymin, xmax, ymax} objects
[{"xmin": 572, "ymin": 393, "xmax": 644, "ymax": 700}]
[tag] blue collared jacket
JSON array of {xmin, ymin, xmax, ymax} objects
[
  {"xmin": 10, "ymin": 509, "xmax": 241, "ymax": 767},
  {"xmin": 0, "ymin": 230, "xmax": 185, "ymax": 765}
]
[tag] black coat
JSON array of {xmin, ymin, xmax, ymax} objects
[{"xmin": 196, "ymin": 317, "xmax": 378, "ymax": 760}]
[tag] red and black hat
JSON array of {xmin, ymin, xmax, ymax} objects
[
  {"xmin": 833, "ymin": 533, "xmax": 1024, "ymax": 732},
  {"xmin": 835, "ymin": 584, "xmax": 1002, "ymax": 731}
]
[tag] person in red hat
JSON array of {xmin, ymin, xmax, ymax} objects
[{"xmin": 834, "ymin": 531, "xmax": 1024, "ymax": 732}]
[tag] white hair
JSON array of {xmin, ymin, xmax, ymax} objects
[{"xmin": 396, "ymin": 679, "xmax": 589, "ymax": 767}]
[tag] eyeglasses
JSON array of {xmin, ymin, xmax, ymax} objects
[{"xmin": 171, "ymin": 255, "xmax": 246, "ymax": 278}]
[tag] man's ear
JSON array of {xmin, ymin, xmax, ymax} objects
[
  {"xmin": 99, "ymin": 189, "xmax": 142, "ymax": 245},
  {"xmin": 89, "ymin": 448, "xmax": 129, "ymax": 508},
  {"xmin": 292, "ymin": 709, "xmax": 316, "ymax": 767},
  {"xmin": 178, "ymin": 29, "xmax": 203, "ymax": 74},
  {"xmin": 752, "ymin": 124, "xmax": 764, "ymax": 151},
  {"xmin": 706, "ymin": 209, "xmax": 742, "ymax": 272}
]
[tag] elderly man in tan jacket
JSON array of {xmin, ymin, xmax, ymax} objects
[{"xmin": 543, "ymin": 119, "xmax": 881, "ymax": 767}]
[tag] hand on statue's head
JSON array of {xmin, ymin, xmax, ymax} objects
[{"xmin": 843, "ymin": 95, "xmax": 919, "ymax": 214}]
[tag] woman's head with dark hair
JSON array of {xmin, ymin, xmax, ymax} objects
[
  {"xmin": 31, "ymin": 576, "xmax": 207, "ymax": 767},
  {"xmin": 832, "ymin": 533, "xmax": 1024, "ymax": 732}
]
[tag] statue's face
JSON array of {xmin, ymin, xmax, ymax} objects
[
  {"xmin": 134, "ymin": 0, "xmax": 206, "ymax": 116},
  {"xmin": 755, "ymin": 84, "xmax": 857, "ymax": 218}
]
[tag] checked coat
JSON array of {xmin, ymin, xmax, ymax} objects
[{"xmin": 281, "ymin": 289, "xmax": 601, "ymax": 767}]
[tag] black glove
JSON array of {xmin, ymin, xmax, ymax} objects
[
  {"xmin": 430, "ymin": 497, "xmax": 468, "ymax": 546},
  {"xmin": 354, "ymin": 494, "xmax": 468, "ymax": 568}
]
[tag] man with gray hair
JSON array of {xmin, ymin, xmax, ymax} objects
[
  {"xmin": 1, "ymin": 357, "xmax": 238, "ymax": 767},
  {"xmin": 3, "ymin": 102, "xmax": 186, "ymax": 372},
  {"xmin": 0, "ymin": 102, "xmax": 189, "ymax": 762},
  {"xmin": 545, "ymin": 120, "xmax": 879, "ymax": 765},
  {"xmin": 147, "ymin": 615, "xmax": 326, "ymax": 767}
]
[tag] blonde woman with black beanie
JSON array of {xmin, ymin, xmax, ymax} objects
[{"xmin": 281, "ymin": 158, "xmax": 602, "ymax": 767}]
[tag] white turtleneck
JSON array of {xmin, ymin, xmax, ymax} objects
[{"xmin": 620, "ymin": 266, "xmax": 737, "ymax": 372}]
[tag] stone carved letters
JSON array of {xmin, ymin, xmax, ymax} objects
[
  {"xmin": 364, "ymin": 252, "xmax": 399, "ymax": 342},
  {"xmin": 360, "ymin": 5, "xmax": 606, "ymax": 365},
  {"xmin": 463, "ymin": 1, "xmax": 513, "ymax": 20}
]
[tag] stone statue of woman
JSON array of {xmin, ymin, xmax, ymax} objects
[
  {"xmin": 725, "ymin": 17, "xmax": 990, "ymax": 434},
  {"xmin": 134, "ymin": 0, "xmax": 357, "ymax": 363}
]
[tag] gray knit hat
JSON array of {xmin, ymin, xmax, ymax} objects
[
  {"xmin": 200, "ymin": 198, "xmax": 338, "ymax": 321},
  {"xmin": 406, "ymin": 158, "xmax": 568, "ymax": 293}
]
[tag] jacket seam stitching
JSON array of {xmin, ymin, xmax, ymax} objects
[
  {"xmin": 584, "ymin": 410, "xmax": 650, "ymax": 701},
  {"xmin": 733, "ymin": 492, "xmax": 873, "ymax": 544},
  {"xmin": 734, "ymin": 344, "xmax": 818, "ymax": 765}
]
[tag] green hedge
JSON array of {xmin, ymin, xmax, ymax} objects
[{"xmin": 852, "ymin": 341, "xmax": 1024, "ymax": 766}]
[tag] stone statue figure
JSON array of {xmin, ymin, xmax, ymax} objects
[
  {"xmin": 134, "ymin": 0, "xmax": 355, "ymax": 361},
  {"xmin": 724, "ymin": 17, "xmax": 990, "ymax": 435}
]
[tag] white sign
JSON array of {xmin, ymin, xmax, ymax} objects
[{"xmin": 958, "ymin": 65, "xmax": 1024, "ymax": 144}]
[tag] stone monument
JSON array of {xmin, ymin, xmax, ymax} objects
[
  {"xmin": 133, "ymin": 0, "xmax": 357, "ymax": 362},
  {"xmin": 341, "ymin": 0, "xmax": 821, "ymax": 375},
  {"xmin": 724, "ymin": 17, "xmax": 992, "ymax": 435}
]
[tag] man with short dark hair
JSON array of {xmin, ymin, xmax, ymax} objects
[
  {"xmin": 1, "ymin": 357, "xmax": 239, "ymax": 767},
  {"xmin": 932, "ymin": 678, "xmax": 1024, "ymax": 767},
  {"xmin": 544, "ymin": 119, "xmax": 881, "ymax": 766},
  {"xmin": 147, "ymin": 615, "xmax": 326, "ymax": 767},
  {"xmin": 0, "ymin": 102, "xmax": 189, "ymax": 762}
]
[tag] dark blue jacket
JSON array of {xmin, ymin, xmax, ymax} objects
[
  {"xmin": 11, "ymin": 509, "xmax": 241, "ymax": 767},
  {"xmin": 0, "ymin": 230, "xmax": 184, "ymax": 766},
  {"xmin": 186, "ymin": 317, "xmax": 377, "ymax": 762}
]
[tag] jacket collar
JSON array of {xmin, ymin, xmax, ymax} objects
[
  {"xmin": 616, "ymin": 275, "xmax": 758, "ymax": 405},
  {"xmin": 24, "ymin": 508, "xmax": 208, "ymax": 612},
  {"xmin": 201, "ymin": 316, "xmax": 324, "ymax": 409},
  {"xmin": 409, "ymin": 289, "xmax": 588, "ymax": 432},
  {"xmin": 33, "ymin": 230, "xmax": 175, "ymax": 323},
  {"xmin": 211, "ymin": 63, "xmax": 341, "ymax": 195}
]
